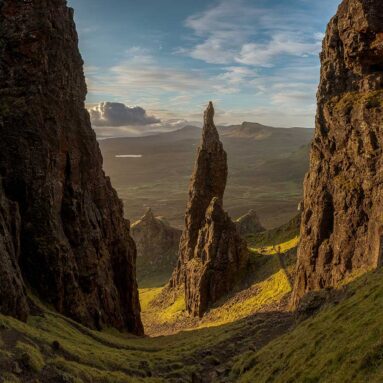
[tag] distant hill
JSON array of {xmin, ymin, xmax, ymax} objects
[{"xmin": 99, "ymin": 123, "xmax": 313, "ymax": 229}]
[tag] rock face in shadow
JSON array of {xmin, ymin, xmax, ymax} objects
[
  {"xmin": 236, "ymin": 210, "xmax": 265, "ymax": 236},
  {"xmin": 292, "ymin": 0, "xmax": 383, "ymax": 307},
  {"xmin": 131, "ymin": 208, "xmax": 181, "ymax": 284},
  {"xmin": 170, "ymin": 102, "xmax": 248, "ymax": 317},
  {"xmin": 0, "ymin": 0, "xmax": 143, "ymax": 334},
  {"xmin": 0, "ymin": 180, "xmax": 29, "ymax": 321}
]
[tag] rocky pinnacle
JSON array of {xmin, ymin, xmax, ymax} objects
[{"xmin": 170, "ymin": 102, "xmax": 248, "ymax": 317}]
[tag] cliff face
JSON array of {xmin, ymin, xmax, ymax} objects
[
  {"xmin": 0, "ymin": 180, "xmax": 29, "ymax": 321},
  {"xmin": 171, "ymin": 102, "xmax": 248, "ymax": 317},
  {"xmin": 131, "ymin": 208, "xmax": 181, "ymax": 285},
  {"xmin": 0, "ymin": 0, "xmax": 143, "ymax": 334},
  {"xmin": 292, "ymin": 0, "xmax": 383, "ymax": 307}
]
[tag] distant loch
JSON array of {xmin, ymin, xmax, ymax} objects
[{"xmin": 115, "ymin": 155, "xmax": 143, "ymax": 158}]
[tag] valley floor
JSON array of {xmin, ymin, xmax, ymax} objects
[{"xmin": 1, "ymin": 224, "xmax": 383, "ymax": 383}]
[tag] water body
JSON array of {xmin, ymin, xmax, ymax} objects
[{"xmin": 115, "ymin": 155, "xmax": 143, "ymax": 158}]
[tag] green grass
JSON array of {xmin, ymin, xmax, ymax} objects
[
  {"xmin": 247, "ymin": 214, "xmax": 301, "ymax": 248},
  {"xmin": 15, "ymin": 341, "xmax": 45, "ymax": 373},
  {"xmin": 231, "ymin": 268, "xmax": 383, "ymax": 383},
  {"xmin": 4, "ymin": 215, "xmax": 383, "ymax": 382},
  {"xmin": 139, "ymin": 288, "xmax": 163, "ymax": 311},
  {"xmin": 140, "ymin": 220, "xmax": 300, "ymax": 335},
  {"xmin": 141, "ymin": 248, "xmax": 294, "ymax": 334},
  {"xmin": 251, "ymin": 236, "xmax": 299, "ymax": 255},
  {"xmin": 0, "ymin": 298, "xmax": 251, "ymax": 382}
]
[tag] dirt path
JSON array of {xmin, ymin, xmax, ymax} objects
[{"xmin": 189, "ymin": 310, "xmax": 295, "ymax": 382}]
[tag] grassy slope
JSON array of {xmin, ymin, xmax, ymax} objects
[
  {"xmin": 247, "ymin": 213, "xmax": 301, "ymax": 248},
  {"xmin": 140, "ymin": 245, "xmax": 294, "ymax": 336},
  {"xmin": 0, "ymin": 303, "xmax": 241, "ymax": 382},
  {"xmin": 139, "ymin": 216, "xmax": 301, "ymax": 336},
  {"xmin": 4, "ymin": 216, "xmax": 383, "ymax": 382},
  {"xmin": 0, "ymin": 297, "xmax": 292, "ymax": 383},
  {"xmin": 0, "ymin": 221, "xmax": 298, "ymax": 382},
  {"xmin": 3, "ymin": 269, "xmax": 383, "ymax": 382},
  {"xmin": 232, "ymin": 269, "xmax": 383, "ymax": 383}
]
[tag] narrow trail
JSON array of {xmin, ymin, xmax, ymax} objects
[{"xmin": 191, "ymin": 310, "xmax": 295, "ymax": 382}]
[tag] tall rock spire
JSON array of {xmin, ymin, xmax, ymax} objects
[
  {"xmin": 171, "ymin": 102, "xmax": 248, "ymax": 317},
  {"xmin": 0, "ymin": 0, "xmax": 143, "ymax": 334},
  {"xmin": 292, "ymin": 0, "xmax": 383, "ymax": 307}
]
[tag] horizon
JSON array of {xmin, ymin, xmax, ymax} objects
[
  {"xmin": 96, "ymin": 119, "xmax": 315, "ymax": 141},
  {"xmin": 67, "ymin": 0, "xmax": 339, "ymax": 137}
]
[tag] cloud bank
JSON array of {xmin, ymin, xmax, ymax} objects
[
  {"xmin": 89, "ymin": 102, "xmax": 160, "ymax": 127},
  {"xmin": 88, "ymin": 102, "xmax": 197, "ymax": 139}
]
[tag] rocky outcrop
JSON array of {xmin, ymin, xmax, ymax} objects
[
  {"xmin": 185, "ymin": 197, "xmax": 248, "ymax": 317},
  {"xmin": 131, "ymin": 208, "xmax": 181, "ymax": 284},
  {"xmin": 0, "ymin": 180, "xmax": 29, "ymax": 321},
  {"xmin": 292, "ymin": 0, "xmax": 383, "ymax": 307},
  {"xmin": 170, "ymin": 102, "xmax": 248, "ymax": 317},
  {"xmin": 236, "ymin": 210, "xmax": 265, "ymax": 236},
  {"xmin": 0, "ymin": 0, "xmax": 143, "ymax": 334}
]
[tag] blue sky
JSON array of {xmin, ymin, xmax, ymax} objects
[{"xmin": 68, "ymin": 0, "xmax": 340, "ymax": 133}]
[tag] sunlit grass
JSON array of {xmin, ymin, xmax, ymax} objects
[
  {"xmin": 141, "ymin": 247, "xmax": 294, "ymax": 334},
  {"xmin": 251, "ymin": 236, "xmax": 299, "ymax": 255},
  {"xmin": 139, "ymin": 288, "xmax": 163, "ymax": 311},
  {"xmin": 231, "ymin": 269, "xmax": 383, "ymax": 383}
]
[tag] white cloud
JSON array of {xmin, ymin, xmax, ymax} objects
[
  {"xmin": 179, "ymin": 0, "xmax": 324, "ymax": 67},
  {"xmin": 217, "ymin": 66, "xmax": 257, "ymax": 85},
  {"xmin": 236, "ymin": 33, "xmax": 322, "ymax": 67},
  {"xmin": 89, "ymin": 102, "xmax": 160, "ymax": 127},
  {"xmin": 86, "ymin": 51, "xmax": 246, "ymax": 101}
]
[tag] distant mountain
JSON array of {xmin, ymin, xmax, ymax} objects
[{"xmin": 99, "ymin": 123, "xmax": 313, "ymax": 229}]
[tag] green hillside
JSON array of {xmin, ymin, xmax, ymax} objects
[
  {"xmin": 0, "ymin": 219, "xmax": 382, "ymax": 383},
  {"xmin": 232, "ymin": 268, "xmax": 381, "ymax": 383}
]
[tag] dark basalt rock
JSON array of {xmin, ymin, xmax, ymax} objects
[
  {"xmin": 170, "ymin": 102, "xmax": 248, "ymax": 317},
  {"xmin": 131, "ymin": 208, "xmax": 181, "ymax": 283},
  {"xmin": 185, "ymin": 197, "xmax": 248, "ymax": 317},
  {"xmin": 0, "ymin": 0, "xmax": 143, "ymax": 334},
  {"xmin": 236, "ymin": 209, "xmax": 265, "ymax": 237},
  {"xmin": 0, "ymin": 179, "xmax": 29, "ymax": 321},
  {"xmin": 292, "ymin": 0, "xmax": 383, "ymax": 307}
]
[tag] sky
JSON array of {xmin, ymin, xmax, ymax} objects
[{"xmin": 67, "ymin": 0, "xmax": 340, "ymax": 136}]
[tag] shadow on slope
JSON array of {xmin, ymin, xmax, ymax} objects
[
  {"xmin": 232, "ymin": 268, "xmax": 382, "ymax": 383},
  {"xmin": 0, "ymin": 296, "xmax": 293, "ymax": 383}
]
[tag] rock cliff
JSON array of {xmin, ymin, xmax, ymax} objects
[
  {"xmin": 170, "ymin": 102, "xmax": 248, "ymax": 317},
  {"xmin": 131, "ymin": 208, "xmax": 181, "ymax": 285},
  {"xmin": 292, "ymin": 0, "xmax": 383, "ymax": 307},
  {"xmin": 236, "ymin": 210, "xmax": 265, "ymax": 236},
  {"xmin": 0, "ymin": 0, "xmax": 143, "ymax": 334},
  {"xmin": 0, "ymin": 179, "xmax": 29, "ymax": 321}
]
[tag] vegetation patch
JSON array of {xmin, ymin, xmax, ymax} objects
[
  {"xmin": 232, "ymin": 269, "xmax": 383, "ymax": 383},
  {"xmin": 247, "ymin": 214, "xmax": 300, "ymax": 248},
  {"xmin": 332, "ymin": 90, "xmax": 383, "ymax": 113}
]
